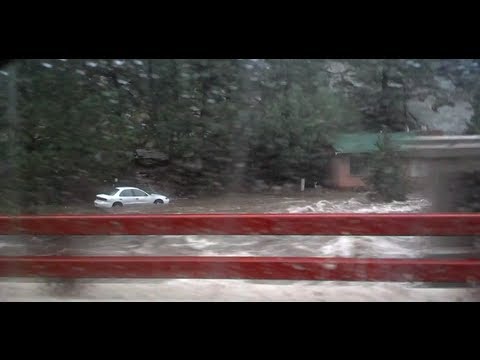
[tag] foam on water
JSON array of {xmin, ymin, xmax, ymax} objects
[
  {"xmin": 287, "ymin": 195, "xmax": 430, "ymax": 214},
  {"xmin": 285, "ymin": 195, "xmax": 432, "ymax": 258}
]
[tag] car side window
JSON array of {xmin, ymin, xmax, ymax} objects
[
  {"xmin": 119, "ymin": 190, "xmax": 134, "ymax": 197},
  {"xmin": 133, "ymin": 189, "xmax": 148, "ymax": 196}
]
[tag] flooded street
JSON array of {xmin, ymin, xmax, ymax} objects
[{"xmin": 1, "ymin": 191, "xmax": 479, "ymax": 301}]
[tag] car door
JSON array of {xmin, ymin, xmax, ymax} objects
[
  {"xmin": 132, "ymin": 189, "xmax": 150, "ymax": 204},
  {"xmin": 118, "ymin": 189, "xmax": 136, "ymax": 205}
]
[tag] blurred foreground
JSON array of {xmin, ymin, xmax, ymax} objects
[{"xmin": 1, "ymin": 191, "xmax": 478, "ymax": 301}]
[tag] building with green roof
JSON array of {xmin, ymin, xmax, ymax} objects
[{"xmin": 326, "ymin": 132, "xmax": 415, "ymax": 189}]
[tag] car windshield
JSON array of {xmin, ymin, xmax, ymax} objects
[{"xmin": 109, "ymin": 189, "xmax": 120, "ymax": 196}]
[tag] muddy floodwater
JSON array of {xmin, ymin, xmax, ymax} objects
[{"xmin": 1, "ymin": 191, "xmax": 479, "ymax": 301}]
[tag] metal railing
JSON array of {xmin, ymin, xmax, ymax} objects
[{"xmin": 1, "ymin": 213, "xmax": 479, "ymax": 283}]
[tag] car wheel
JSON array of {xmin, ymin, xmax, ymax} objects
[
  {"xmin": 112, "ymin": 202, "xmax": 123, "ymax": 207},
  {"xmin": 154, "ymin": 199, "xmax": 164, "ymax": 205}
]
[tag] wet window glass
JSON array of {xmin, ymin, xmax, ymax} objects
[
  {"xmin": 1, "ymin": 59, "xmax": 479, "ymax": 301},
  {"xmin": 132, "ymin": 189, "xmax": 148, "ymax": 196}
]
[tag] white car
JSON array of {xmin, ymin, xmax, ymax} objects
[{"xmin": 94, "ymin": 187, "xmax": 170, "ymax": 208}]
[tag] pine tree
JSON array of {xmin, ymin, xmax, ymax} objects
[{"xmin": 368, "ymin": 131, "xmax": 408, "ymax": 202}]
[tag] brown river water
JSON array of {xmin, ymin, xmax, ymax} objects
[{"xmin": 1, "ymin": 190, "xmax": 479, "ymax": 301}]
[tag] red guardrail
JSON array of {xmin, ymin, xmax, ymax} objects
[
  {"xmin": 1, "ymin": 213, "xmax": 480, "ymax": 235},
  {"xmin": 0, "ymin": 213, "xmax": 479, "ymax": 283},
  {"xmin": 1, "ymin": 256, "xmax": 479, "ymax": 282}
]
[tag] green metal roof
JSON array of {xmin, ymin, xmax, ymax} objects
[{"xmin": 332, "ymin": 132, "xmax": 415, "ymax": 154}]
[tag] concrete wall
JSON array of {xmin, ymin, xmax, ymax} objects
[{"xmin": 405, "ymin": 159, "xmax": 429, "ymax": 178}]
